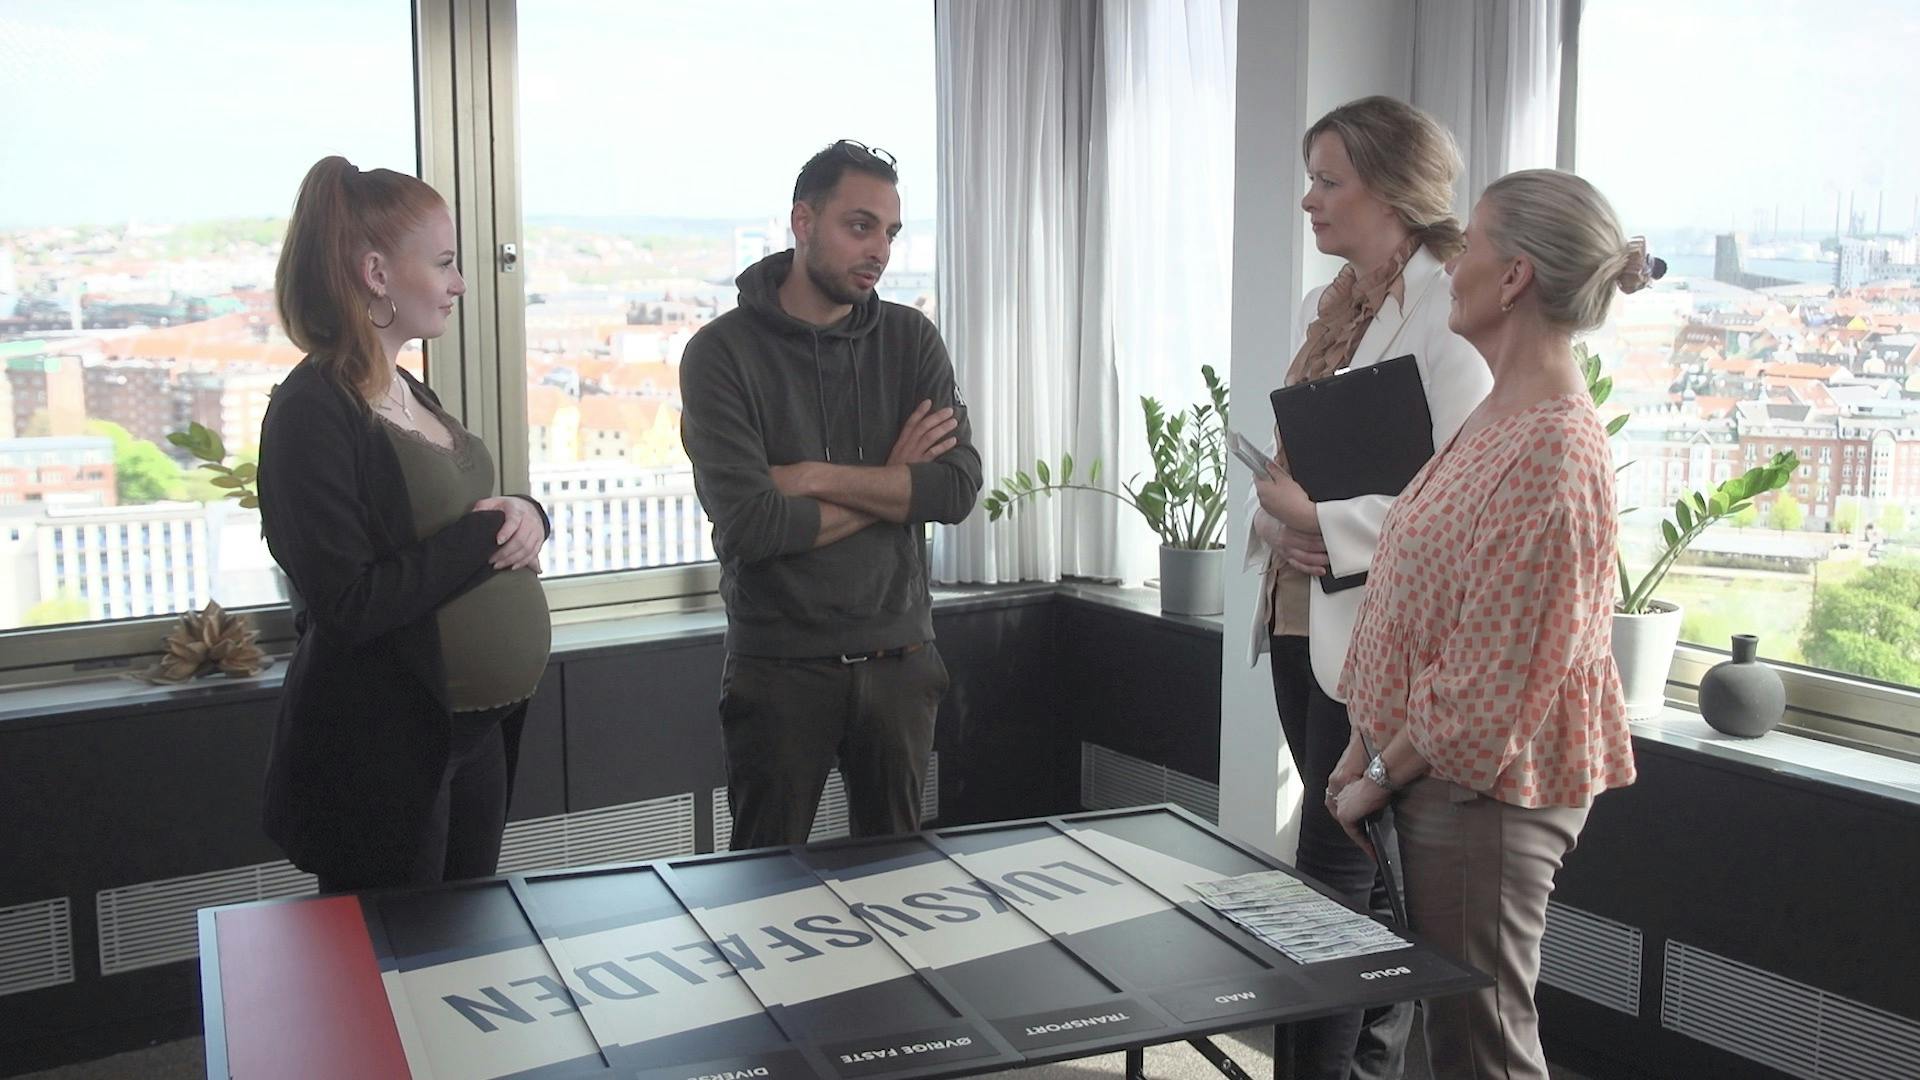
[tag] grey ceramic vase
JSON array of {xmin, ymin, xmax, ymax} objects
[{"xmin": 1698, "ymin": 634, "xmax": 1785, "ymax": 738}]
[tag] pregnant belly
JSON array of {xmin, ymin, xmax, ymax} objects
[{"xmin": 437, "ymin": 568, "xmax": 553, "ymax": 710}]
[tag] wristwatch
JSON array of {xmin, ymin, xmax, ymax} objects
[{"xmin": 1364, "ymin": 753, "xmax": 1397, "ymax": 793}]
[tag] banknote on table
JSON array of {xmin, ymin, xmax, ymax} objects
[{"xmin": 1190, "ymin": 871, "xmax": 1409, "ymax": 964}]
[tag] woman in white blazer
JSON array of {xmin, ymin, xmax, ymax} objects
[{"xmin": 1245, "ymin": 97, "xmax": 1492, "ymax": 1080}]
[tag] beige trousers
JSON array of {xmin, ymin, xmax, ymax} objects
[{"xmin": 1395, "ymin": 777, "xmax": 1590, "ymax": 1080}]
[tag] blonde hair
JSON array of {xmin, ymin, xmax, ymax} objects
[
  {"xmin": 1481, "ymin": 169, "xmax": 1635, "ymax": 333},
  {"xmin": 1304, "ymin": 96, "xmax": 1465, "ymax": 260},
  {"xmin": 274, "ymin": 156, "xmax": 446, "ymax": 403}
]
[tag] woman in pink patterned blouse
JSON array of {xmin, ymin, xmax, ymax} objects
[{"xmin": 1328, "ymin": 170, "xmax": 1646, "ymax": 1079}]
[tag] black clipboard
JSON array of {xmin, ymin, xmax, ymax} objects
[
  {"xmin": 1269, "ymin": 353, "xmax": 1433, "ymax": 593},
  {"xmin": 1364, "ymin": 813, "xmax": 1408, "ymax": 929},
  {"xmin": 1357, "ymin": 734, "xmax": 1409, "ymax": 929}
]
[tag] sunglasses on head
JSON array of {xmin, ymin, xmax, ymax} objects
[{"xmin": 832, "ymin": 139, "xmax": 897, "ymax": 168}]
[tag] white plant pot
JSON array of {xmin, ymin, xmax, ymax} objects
[
  {"xmin": 1158, "ymin": 544, "xmax": 1225, "ymax": 616},
  {"xmin": 1611, "ymin": 601, "xmax": 1683, "ymax": 720}
]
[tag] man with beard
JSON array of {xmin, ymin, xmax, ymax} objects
[{"xmin": 680, "ymin": 140, "xmax": 981, "ymax": 849}]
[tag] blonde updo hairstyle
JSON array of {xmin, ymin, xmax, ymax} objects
[
  {"xmin": 1303, "ymin": 96, "xmax": 1466, "ymax": 261},
  {"xmin": 1480, "ymin": 169, "xmax": 1649, "ymax": 334}
]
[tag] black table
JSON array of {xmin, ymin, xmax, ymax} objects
[{"xmin": 197, "ymin": 805, "xmax": 1486, "ymax": 1079}]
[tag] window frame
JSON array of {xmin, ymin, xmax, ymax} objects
[
  {"xmin": 1563, "ymin": 0, "xmax": 1920, "ymax": 755},
  {"xmin": 7, "ymin": 0, "xmax": 1917, "ymax": 765},
  {"xmin": 472, "ymin": 0, "xmax": 721, "ymax": 617},
  {"xmin": 0, "ymin": 1, "xmax": 459, "ymax": 682},
  {"xmin": 0, "ymin": 0, "xmax": 723, "ymax": 687}
]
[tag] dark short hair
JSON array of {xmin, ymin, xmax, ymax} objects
[{"xmin": 793, "ymin": 141, "xmax": 899, "ymax": 207}]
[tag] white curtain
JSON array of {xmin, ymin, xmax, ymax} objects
[
  {"xmin": 934, "ymin": 0, "xmax": 1237, "ymax": 585},
  {"xmin": 1413, "ymin": 0, "xmax": 1566, "ymax": 219},
  {"xmin": 933, "ymin": 0, "xmax": 1108, "ymax": 585},
  {"xmin": 1101, "ymin": 0, "xmax": 1237, "ymax": 585}
]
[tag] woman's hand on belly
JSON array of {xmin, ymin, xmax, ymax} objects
[{"xmin": 474, "ymin": 496, "xmax": 546, "ymax": 571}]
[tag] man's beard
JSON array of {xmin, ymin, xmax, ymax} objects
[{"xmin": 804, "ymin": 246, "xmax": 877, "ymax": 307}]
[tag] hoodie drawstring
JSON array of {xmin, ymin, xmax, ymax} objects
[
  {"xmin": 812, "ymin": 332, "xmax": 832, "ymax": 463},
  {"xmin": 849, "ymin": 339, "xmax": 865, "ymax": 463},
  {"xmin": 811, "ymin": 331, "xmax": 865, "ymax": 464}
]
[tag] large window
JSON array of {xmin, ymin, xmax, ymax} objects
[
  {"xmin": 514, "ymin": 0, "xmax": 937, "ymax": 579},
  {"xmin": 1578, "ymin": 0, "xmax": 1920, "ymax": 695},
  {"xmin": 0, "ymin": 1, "xmax": 417, "ymax": 633},
  {"xmin": 8, "ymin": 0, "xmax": 1912, "ymax": 757},
  {"xmin": 0, "ymin": 0, "xmax": 939, "ymax": 673}
]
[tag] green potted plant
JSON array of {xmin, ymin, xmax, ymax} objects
[
  {"xmin": 166, "ymin": 421, "xmax": 295, "ymax": 608},
  {"xmin": 167, "ymin": 422, "xmax": 258, "ymax": 507},
  {"xmin": 1583, "ymin": 346, "xmax": 1798, "ymax": 717},
  {"xmin": 983, "ymin": 365, "xmax": 1229, "ymax": 615}
]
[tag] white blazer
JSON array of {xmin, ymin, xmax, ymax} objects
[{"xmin": 1242, "ymin": 246, "xmax": 1492, "ymax": 698}]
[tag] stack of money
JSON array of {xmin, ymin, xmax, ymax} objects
[{"xmin": 1189, "ymin": 871, "xmax": 1409, "ymax": 964}]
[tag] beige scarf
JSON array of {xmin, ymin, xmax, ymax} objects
[{"xmin": 1267, "ymin": 235, "xmax": 1422, "ymax": 636}]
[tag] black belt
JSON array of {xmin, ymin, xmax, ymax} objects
[{"xmin": 832, "ymin": 642, "xmax": 926, "ymax": 665}]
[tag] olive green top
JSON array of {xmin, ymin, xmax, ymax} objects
[{"xmin": 380, "ymin": 407, "xmax": 550, "ymax": 712}]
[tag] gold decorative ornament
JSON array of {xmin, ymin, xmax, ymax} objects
[{"xmin": 129, "ymin": 601, "xmax": 273, "ymax": 683}]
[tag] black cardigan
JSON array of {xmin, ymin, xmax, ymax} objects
[{"xmin": 256, "ymin": 359, "xmax": 549, "ymax": 880}]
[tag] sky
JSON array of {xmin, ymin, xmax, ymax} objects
[
  {"xmin": 0, "ymin": 1, "xmax": 417, "ymax": 228},
  {"xmin": 0, "ymin": 0, "xmax": 938, "ymax": 230},
  {"xmin": 1577, "ymin": 0, "xmax": 1920, "ymax": 236},
  {"xmin": 3, "ymin": 0, "xmax": 1913, "ymax": 238},
  {"xmin": 516, "ymin": 0, "xmax": 938, "ymax": 225}
]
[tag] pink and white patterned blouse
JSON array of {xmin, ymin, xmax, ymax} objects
[{"xmin": 1338, "ymin": 393, "xmax": 1637, "ymax": 808}]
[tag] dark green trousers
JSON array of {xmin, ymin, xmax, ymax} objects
[{"xmin": 718, "ymin": 644, "xmax": 947, "ymax": 849}]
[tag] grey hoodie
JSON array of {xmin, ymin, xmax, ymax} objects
[{"xmin": 679, "ymin": 250, "xmax": 981, "ymax": 657}]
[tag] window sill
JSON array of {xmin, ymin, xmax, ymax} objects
[
  {"xmin": 1632, "ymin": 705, "xmax": 1920, "ymax": 810},
  {"xmin": 1049, "ymin": 580, "xmax": 1227, "ymax": 639},
  {"xmin": 15, "ymin": 590, "xmax": 1914, "ymax": 814},
  {"xmin": 0, "ymin": 581, "xmax": 1178, "ymax": 729}
]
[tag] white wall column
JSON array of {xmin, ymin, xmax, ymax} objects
[{"xmin": 1218, "ymin": 0, "xmax": 1414, "ymax": 858}]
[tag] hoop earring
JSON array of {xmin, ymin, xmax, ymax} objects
[
  {"xmin": 1500, "ymin": 297, "xmax": 1514, "ymax": 314},
  {"xmin": 367, "ymin": 295, "xmax": 397, "ymax": 329}
]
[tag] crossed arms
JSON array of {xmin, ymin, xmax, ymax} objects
[
  {"xmin": 679, "ymin": 330, "xmax": 983, "ymax": 564},
  {"xmin": 770, "ymin": 400, "xmax": 959, "ymax": 547}
]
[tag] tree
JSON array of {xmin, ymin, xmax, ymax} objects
[
  {"xmin": 1801, "ymin": 558, "xmax": 1920, "ymax": 685},
  {"xmin": 86, "ymin": 420, "xmax": 185, "ymax": 504},
  {"xmin": 1833, "ymin": 497, "xmax": 1861, "ymax": 536},
  {"xmin": 1880, "ymin": 504, "xmax": 1909, "ymax": 539},
  {"xmin": 1770, "ymin": 493, "xmax": 1804, "ymax": 532},
  {"xmin": 23, "ymin": 591, "xmax": 89, "ymax": 627},
  {"xmin": 1731, "ymin": 503, "xmax": 1760, "ymax": 528}
]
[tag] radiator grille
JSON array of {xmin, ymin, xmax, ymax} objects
[
  {"xmin": 1537, "ymin": 900, "xmax": 1642, "ymax": 1015},
  {"xmin": 97, "ymin": 860, "xmax": 314, "ymax": 975},
  {"xmin": 0, "ymin": 897, "xmax": 73, "ymax": 997},
  {"xmin": 1663, "ymin": 940, "xmax": 1920, "ymax": 1079},
  {"xmin": 1079, "ymin": 741, "xmax": 1220, "ymax": 823},
  {"xmin": 497, "ymin": 792, "xmax": 697, "ymax": 874}
]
